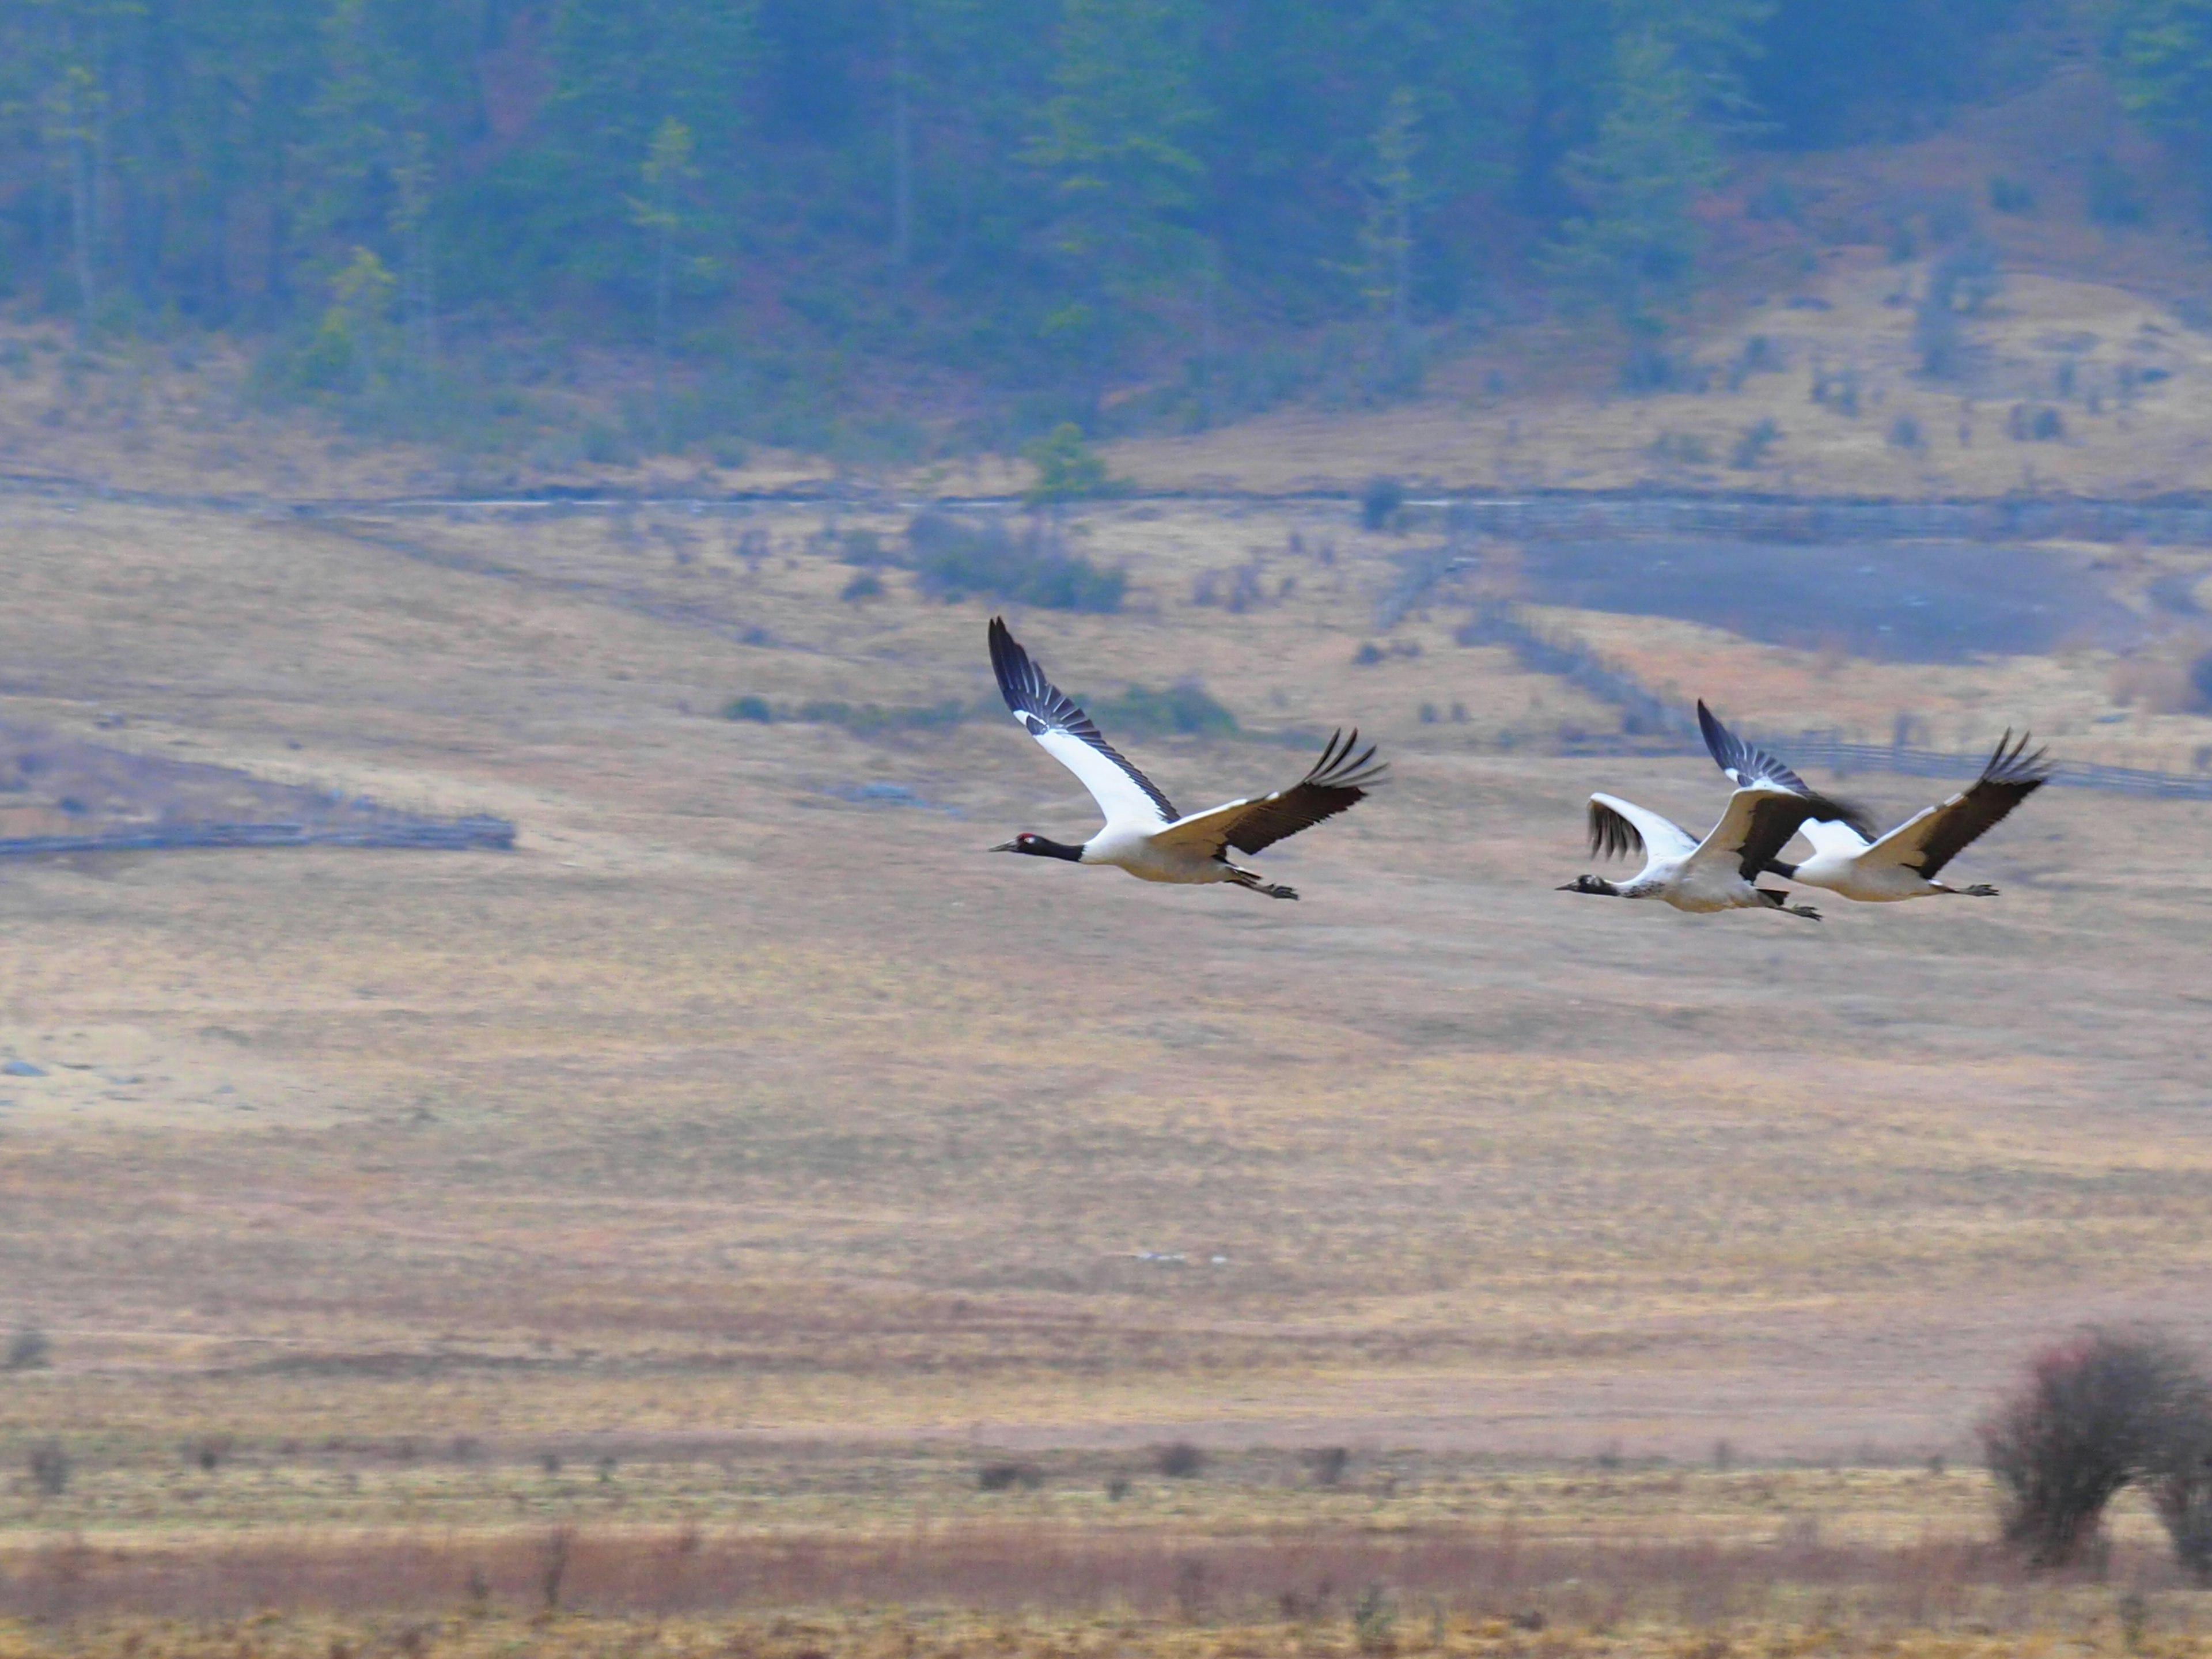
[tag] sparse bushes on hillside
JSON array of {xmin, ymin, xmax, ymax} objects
[
  {"xmin": 1650, "ymin": 431, "xmax": 1713, "ymax": 465},
  {"xmin": 1155, "ymin": 1441, "xmax": 1206, "ymax": 1478},
  {"xmin": 1360, "ymin": 476, "xmax": 1407, "ymax": 533},
  {"xmin": 1021, "ymin": 425, "xmax": 1130, "ymax": 506},
  {"xmin": 27, "ymin": 1440, "xmax": 68, "ymax": 1497},
  {"xmin": 2088, "ymin": 153, "xmax": 2150, "ymax": 227},
  {"xmin": 1980, "ymin": 1328, "xmax": 2212, "ymax": 1569},
  {"xmin": 723, "ymin": 695, "xmax": 982, "ymax": 735},
  {"xmin": 1916, "ymin": 240, "xmax": 2003, "ymax": 381},
  {"xmin": 2153, "ymin": 1416, "xmax": 2212, "ymax": 1582},
  {"xmin": 977, "ymin": 1461, "xmax": 1043, "ymax": 1492},
  {"xmin": 1307, "ymin": 1445, "xmax": 1351, "ymax": 1486},
  {"xmin": 905, "ymin": 513, "xmax": 1127, "ymax": 614},
  {"xmin": 1090, "ymin": 682, "xmax": 1238, "ymax": 740},
  {"xmin": 723, "ymin": 681, "xmax": 1234, "ymax": 741},
  {"xmin": 1730, "ymin": 418, "xmax": 1781, "ymax": 469}
]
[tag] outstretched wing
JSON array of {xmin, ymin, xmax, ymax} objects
[
  {"xmin": 1152, "ymin": 729, "xmax": 1385, "ymax": 857},
  {"xmin": 1699, "ymin": 700, "xmax": 1878, "ymax": 839},
  {"xmin": 1699, "ymin": 700, "xmax": 1810, "ymax": 793},
  {"xmin": 988, "ymin": 616, "xmax": 1175, "ymax": 828},
  {"xmin": 1688, "ymin": 782, "xmax": 1863, "ymax": 881},
  {"xmin": 1800, "ymin": 817, "xmax": 1873, "ymax": 858},
  {"xmin": 1860, "ymin": 730, "xmax": 2051, "ymax": 878},
  {"xmin": 1588, "ymin": 792, "xmax": 1698, "ymax": 880}
]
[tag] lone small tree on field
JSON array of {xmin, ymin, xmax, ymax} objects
[
  {"xmin": 1981, "ymin": 1328, "xmax": 2210, "ymax": 1566},
  {"xmin": 2149, "ymin": 1395, "xmax": 2212, "ymax": 1584}
]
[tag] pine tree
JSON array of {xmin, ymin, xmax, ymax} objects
[
  {"xmin": 2109, "ymin": 0, "xmax": 2212, "ymax": 195},
  {"xmin": 631, "ymin": 116, "xmax": 696, "ymax": 448},
  {"xmin": 1544, "ymin": 27, "xmax": 1721, "ymax": 337},
  {"xmin": 1027, "ymin": 0, "xmax": 1209, "ymax": 331}
]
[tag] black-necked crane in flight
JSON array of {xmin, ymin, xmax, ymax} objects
[
  {"xmin": 1698, "ymin": 702, "xmax": 2051, "ymax": 902},
  {"xmin": 1557, "ymin": 772, "xmax": 1872, "ymax": 919},
  {"xmin": 986, "ymin": 616, "xmax": 1383, "ymax": 899}
]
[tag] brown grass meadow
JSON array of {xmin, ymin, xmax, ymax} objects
[{"xmin": 1, "ymin": 477, "xmax": 2210, "ymax": 1652}]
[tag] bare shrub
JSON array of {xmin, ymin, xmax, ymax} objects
[
  {"xmin": 2143, "ymin": 1351, "xmax": 2212, "ymax": 1584},
  {"xmin": 2111, "ymin": 648, "xmax": 2205, "ymax": 714},
  {"xmin": 1155, "ymin": 1441, "xmax": 1206, "ymax": 1479},
  {"xmin": 976, "ymin": 1461, "xmax": 1042, "ymax": 1492},
  {"xmin": 1360, "ymin": 476, "xmax": 1406, "ymax": 533},
  {"xmin": 1352, "ymin": 1582, "xmax": 1396, "ymax": 1653},
  {"xmin": 2151, "ymin": 1429, "xmax": 2212, "ymax": 1584},
  {"xmin": 5, "ymin": 1326, "xmax": 50, "ymax": 1370},
  {"xmin": 188, "ymin": 1435, "xmax": 234, "ymax": 1472},
  {"xmin": 1729, "ymin": 418, "xmax": 1781, "ymax": 470},
  {"xmin": 1649, "ymin": 431, "xmax": 1711, "ymax": 465},
  {"xmin": 1916, "ymin": 240, "xmax": 2002, "ymax": 380},
  {"xmin": 1979, "ymin": 1329, "xmax": 2209, "ymax": 1566},
  {"xmin": 539, "ymin": 1525, "xmax": 573, "ymax": 1610},
  {"xmin": 28, "ymin": 1440, "xmax": 69, "ymax": 1497},
  {"xmin": 1308, "ymin": 1446, "xmax": 1352, "ymax": 1487}
]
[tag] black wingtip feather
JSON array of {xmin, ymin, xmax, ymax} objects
[
  {"xmin": 1215, "ymin": 729, "xmax": 1387, "ymax": 855},
  {"xmin": 1701, "ymin": 699, "xmax": 1876, "ymax": 836},
  {"xmin": 1587, "ymin": 799, "xmax": 1644, "ymax": 862},
  {"xmin": 1984, "ymin": 728, "xmax": 2054, "ymax": 789},
  {"xmin": 1302, "ymin": 727, "xmax": 1387, "ymax": 792},
  {"xmin": 986, "ymin": 615, "xmax": 1180, "ymax": 823}
]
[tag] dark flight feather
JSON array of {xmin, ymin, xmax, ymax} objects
[
  {"xmin": 1904, "ymin": 729, "xmax": 2051, "ymax": 877},
  {"xmin": 987, "ymin": 615, "xmax": 1176, "ymax": 821},
  {"xmin": 1219, "ymin": 728, "xmax": 1386, "ymax": 854}
]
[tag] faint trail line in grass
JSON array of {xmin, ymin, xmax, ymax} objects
[
  {"xmin": 300, "ymin": 517, "xmax": 839, "ymax": 659},
  {"xmin": 13, "ymin": 465, "xmax": 2212, "ymax": 544}
]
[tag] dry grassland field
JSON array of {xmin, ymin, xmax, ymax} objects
[{"xmin": 1, "ymin": 472, "xmax": 2210, "ymax": 1658}]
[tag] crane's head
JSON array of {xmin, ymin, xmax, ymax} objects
[
  {"xmin": 1555, "ymin": 874, "xmax": 1620, "ymax": 897},
  {"xmin": 990, "ymin": 832, "xmax": 1083, "ymax": 862}
]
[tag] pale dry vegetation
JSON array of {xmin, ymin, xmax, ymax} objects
[{"xmin": 1, "ymin": 489, "xmax": 2210, "ymax": 1637}]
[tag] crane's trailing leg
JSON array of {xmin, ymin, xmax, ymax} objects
[
  {"xmin": 1226, "ymin": 865, "xmax": 1299, "ymax": 900},
  {"xmin": 1758, "ymin": 889, "xmax": 1823, "ymax": 921}
]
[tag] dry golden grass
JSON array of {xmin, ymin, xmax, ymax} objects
[
  {"xmin": 1108, "ymin": 260, "xmax": 2212, "ymax": 499},
  {"xmin": 7, "ymin": 62, "xmax": 2212, "ymax": 1634},
  {"xmin": 5, "ymin": 1536, "xmax": 2212, "ymax": 1656},
  {"xmin": 1, "ymin": 490, "xmax": 2210, "ymax": 1625}
]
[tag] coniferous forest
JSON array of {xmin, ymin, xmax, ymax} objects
[{"xmin": 1, "ymin": 0, "xmax": 2207, "ymax": 460}]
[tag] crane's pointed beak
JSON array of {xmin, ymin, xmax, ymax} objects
[{"xmin": 988, "ymin": 839, "xmax": 1020, "ymax": 853}]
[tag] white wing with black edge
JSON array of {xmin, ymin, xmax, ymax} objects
[
  {"xmin": 1857, "ymin": 730, "xmax": 2051, "ymax": 878},
  {"xmin": 1152, "ymin": 729, "xmax": 1385, "ymax": 857},
  {"xmin": 1588, "ymin": 793, "xmax": 1699, "ymax": 881},
  {"xmin": 1698, "ymin": 700, "xmax": 1811, "ymax": 793},
  {"xmin": 1698, "ymin": 700, "xmax": 1878, "ymax": 839},
  {"xmin": 1800, "ymin": 817, "xmax": 1873, "ymax": 858},
  {"xmin": 1686, "ymin": 781, "xmax": 1862, "ymax": 881},
  {"xmin": 988, "ymin": 615, "xmax": 1176, "ymax": 830}
]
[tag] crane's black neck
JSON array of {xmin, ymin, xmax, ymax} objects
[{"xmin": 1013, "ymin": 834, "xmax": 1084, "ymax": 862}]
